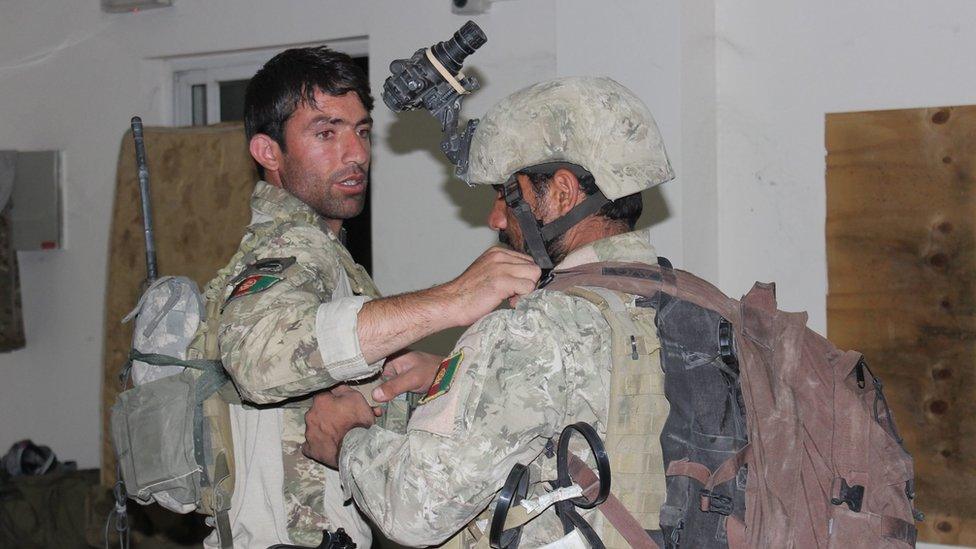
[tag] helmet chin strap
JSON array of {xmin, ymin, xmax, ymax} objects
[{"xmin": 503, "ymin": 180, "xmax": 610, "ymax": 273}]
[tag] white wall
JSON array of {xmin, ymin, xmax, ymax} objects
[{"xmin": 715, "ymin": 0, "xmax": 976, "ymax": 332}]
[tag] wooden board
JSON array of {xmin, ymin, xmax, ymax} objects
[
  {"xmin": 826, "ymin": 105, "xmax": 976, "ymax": 545},
  {"xmin": 102, "ymin": 123, "xmax": 257, "ymax": 485}
]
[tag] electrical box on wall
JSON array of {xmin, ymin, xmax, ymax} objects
[
  {"xmin": 101, "ymin": 0, "xmax": 173, "ymax": 13},
  {"xmin": 6, "ymin": 151, "xmax": 63, "ymax": 251},
  {"xmin": 451, "ymin": 0, "xmax": 514, "ymax": 15}
]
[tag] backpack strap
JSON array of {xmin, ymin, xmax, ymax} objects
[
  {"xmin": 665, "ymin": 446, "xmax": 752, "ymax": 549},
  {"xmin": 567, "ymin": 453, "xmax": 660, "ymax": 549},
  {"xmin": 211, "ymin": 452, "xmax": 234, "ymax": 549},
  {"xmin": 547, "ymin": 261, "xmax": 738, "ymax": 322},
  {"xmin": 742, "ymin": 282, "xmax": 776, "ymax": 312}
]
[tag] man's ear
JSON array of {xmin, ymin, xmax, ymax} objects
[
  {"xmin": 249, "ymin": 134, "xmax": 282, "ymax": 180},
  {"xmin": 549, "ymin": 168, "xmax": 585, "ymax": 216}
]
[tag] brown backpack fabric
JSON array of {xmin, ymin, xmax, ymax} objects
[{"xmin": 547, "ymin": 261, "xmax": 920, "ymax": 548}]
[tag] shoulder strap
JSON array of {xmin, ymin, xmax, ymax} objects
[
  {"xmin": 547, "ymin": 261, "xmax": 738, "ymax": 322},
  {"xmin": 743, "ymin": 282, "xmax": 776, "ymax": 312}
]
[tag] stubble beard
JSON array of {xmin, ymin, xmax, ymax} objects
[
  {"xmin": 280, "ymin": 161, "xmax": 367, "ymax": 221},
  {"xmin": 505, "ymin": 224, "xmax": 569, "ymax": 266},
  {"xmin": 510, "ymin": 192, "xmax": 569, "ymax": 266}
]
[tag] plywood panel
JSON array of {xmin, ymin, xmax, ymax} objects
[
  {"xmin": 827, "ymin": 105, "xmax": 976, "ymax": 545},
  {"xmin": 101, "ymin": 124, "xmax": 257, "ymax": 485}
]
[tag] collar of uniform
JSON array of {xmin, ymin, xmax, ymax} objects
[
  {"xmin": 553, "ymin": 228, "xmax": 657, "ymax": 270},
  {"xmin": 250, "ymin": 180, "xmax": 342, "ymax": 241}
]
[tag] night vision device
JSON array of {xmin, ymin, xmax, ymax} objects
[{"xmin": 382, "ymin": 20, "xmax": 487, "ymax": 177}]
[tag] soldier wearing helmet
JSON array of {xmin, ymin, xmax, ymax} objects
[{"xmin": 302, "ymin": 77, "xmax": 675, "ymax": 547}]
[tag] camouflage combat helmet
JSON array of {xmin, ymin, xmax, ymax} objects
[{"xmin": 464, "ymin": 76, "xmax": 674, "ymax": 200}]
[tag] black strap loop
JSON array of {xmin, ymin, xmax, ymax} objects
[
  {"xmin": 539, "ymin": 191, "xmax": 610, "ymax": 242},
  {"xmin": 489, "ymin": 463, "xmax": 530, "ymax": 549},
  {"xmin": 555, "ymin": 422, "xmax": 611, "ymax": 509}
]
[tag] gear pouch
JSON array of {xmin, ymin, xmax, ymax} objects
[{"xmin": 110, "ymin": 368, "xmax": 200, "ymax": 512}]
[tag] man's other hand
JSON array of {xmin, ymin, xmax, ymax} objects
[
  {"xmin": 441, "ymin": 247, "xmax": 541, "ymax": 327},
  {"xmin": 302, "ymin": 385, "xmax": 376, "ymax": 468},
  {"xmin": 373, "ymin": 351, "xmax": 444, "ymax": 403}
]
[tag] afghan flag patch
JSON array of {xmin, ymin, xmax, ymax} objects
[
  {"xmin": 228, "ymin": 274, "xmax": 282, "ymax": 302},
  {"xmin": 419, "ymin": 351, "xmax": 464, "ymax": 405}
]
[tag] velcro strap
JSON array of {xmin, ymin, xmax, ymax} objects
[
  {"xmin": 568, "ymin": 454, "xmax": 659, "ymax": 549},
  {"xmin": 881, "ymin": 515, "xmax": 917, "ymax": 545}
]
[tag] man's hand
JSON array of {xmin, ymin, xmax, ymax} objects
[
  {"xmin": 302, "ymin": 385, "xmax": 376, "ymax": 468},
  {"xmin": 440, "ymin": 247, "xmax": 541, "ymax": 327},
  {"xmin": 373, "ymin": 350, "xmax": 444, "ymax": 403},
  {"xmin": 356, "ymin": 247, "xmax": 541, "ymax": 365}
]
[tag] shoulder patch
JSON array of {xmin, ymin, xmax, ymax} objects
[
  {"xmin": 418, "ymin": 351, "xmax": 464, "ymax": 405},
  {"xmin": 226, "ymin": 274, "xmax": 282, "ymax": 303},
  {"xmin": 229, "ymin": 256, "xmax": 297, "ymax": 286}
]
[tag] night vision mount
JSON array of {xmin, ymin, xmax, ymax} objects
[{"xmin": 382, "ymin": 21, "xmax": 487, "ymax": 177}]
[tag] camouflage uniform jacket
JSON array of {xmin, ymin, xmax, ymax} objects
[
  {"xmin": 203, "ymin": 181, "xmax": 379, "ymax": 548},
  {"xmin": 338, "ymin": 229, "xmax": 658, "ymax": 547}
]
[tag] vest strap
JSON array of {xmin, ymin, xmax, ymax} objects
[{"xmin": 567, "ymin": 454, "xmax": 659, "ymax": 549}]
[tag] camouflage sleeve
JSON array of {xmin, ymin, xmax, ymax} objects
[
  {"xmin": 218, "ymin": 225, "xmax": 375, "ymax": 404},
  {"xmin": 338, "ymin": 292, "xmax": 608, "ymax": 546}
]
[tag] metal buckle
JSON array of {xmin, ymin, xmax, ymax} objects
[
  {"xmin": 830, "ymin": 478, "xmax": 865, "ymax": 513},
  {"xmin": 700, "ymin": 489, "xmax": 733, "ymax": 516}
]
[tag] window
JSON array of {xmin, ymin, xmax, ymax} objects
[{"xmin": 171, "ymin": 39, "xmax": 373, "ymax": 273}]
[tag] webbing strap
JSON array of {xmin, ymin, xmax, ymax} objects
[
  {"xmin": 128, "ymin": 350, "xmax": 224, "ymax": 375},
  {"xmin": 881, "ymin": 515, "xmax": 918, "ymax": 545},
  {"xmin": 192, "ymin": 368, "xmax": 230, "ymax": 487},
  {"xmin": 567, "ymin": 454, "xmax": 659, "ymax": 549},
  {"xmin": 726, "ymin": 515, "xmax": 748, "ymax": 549},
  {"xmin": 504, "ymin": 180, "xmax": 553, "ymax": 270},
  {"xmin": 546, "ymin": 261, "xmax": 739, "ymax": 322},
  {"xmin": 539, "ymin": 192, "xmax": 610, "ymax": 242},
  {"xmin": 704, "ymin": 444, "xmax": 752, "ymax": 491},
  {"xmin": 212, "ymin": 453, "xmax": 234, "ymax": 549},
  {"xmin": 564, "ymin": 286, "xmax": 641, "ymax": 338},
  {"xmin": 665, "ymin": 459, "xmax": 712, "ymax": 486}
]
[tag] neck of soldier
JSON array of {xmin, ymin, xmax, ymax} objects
[
  {"xmin": 553, "ymin": 214, "xmax": 630, "ymax": 263},
  {"xmin": 322, "ymin": 218, "xmax": 343, "ymax": 237},
  {"xmin": 264, "ymin": 171, "xmax": 344, "ymax": 236}
]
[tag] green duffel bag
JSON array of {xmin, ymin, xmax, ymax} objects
[{"xmin": 0, "ymin": 468, "xmax": 97, "ymax": 549}]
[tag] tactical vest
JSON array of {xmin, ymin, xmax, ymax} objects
[
  {"xmin": 447, "ymin": 284, "xmax": 668, "ymax": 548},
  {"xmin": 564, "ymin": 286, "xmax": 668, "ymax": 546}
]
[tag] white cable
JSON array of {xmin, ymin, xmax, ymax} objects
[{"xmin": 519, "ymin": 484, "xmax": 584, "ymax": 514}]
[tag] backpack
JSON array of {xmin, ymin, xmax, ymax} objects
[
  {"xmin": 547, "ymin": 260, "xmax": 921, "ymax": 548},
  {"xmin": 109, "ymin": 276, "xmax": 236, "ymax": 548}
]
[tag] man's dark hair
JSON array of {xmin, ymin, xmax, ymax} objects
[
  {"xmin": 244, "ymin": 46, "xmax": 373, "ymax": 172},
  {"xmin": 522, "ymin": 170, "xmax": 644, "ymax": 229}
]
